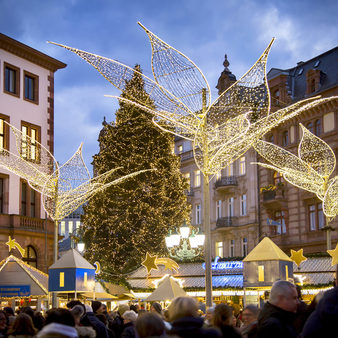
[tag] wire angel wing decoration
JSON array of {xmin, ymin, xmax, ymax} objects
[
  {"xmin": 49, "ymin": 22, "xmax": 338, "ymax": 177},
  {"xmin": 0, "ymin": 121, "xmax": 153, "ymax": 221},
  {"xmin": 253, "ymin": 123, "xmax": 338, "ymax": 222}
]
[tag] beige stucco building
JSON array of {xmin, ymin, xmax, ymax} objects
[{"xmin": 0, "ymin": 33, "xmax": 66, "ymax": 271}]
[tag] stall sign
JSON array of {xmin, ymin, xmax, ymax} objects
[
  {"xmin": 0, "ymin": 285, "xmax": 30, "ymax": 297},
  {"xmin": 202, "ymin": 257, "xmax": 243, "ymax": 270}
]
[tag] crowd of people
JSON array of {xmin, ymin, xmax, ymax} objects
[{"xmin": 0, "ymin": 279, "xmax": 336, "ymax": 338}]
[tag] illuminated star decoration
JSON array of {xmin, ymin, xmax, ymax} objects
[
  {"xmin": 141, "ymin": 252, "xmax": 179, "ymax": 274},
  {"xmin": 290, "ymin": 249, "xmax": 307, "ymax": 267},
  {"xmin": 254, "ymin": 123, "xmax": 338, "ymax": 223},
  {"xmin": 327, "ymin": 243, "xmax": 338, "ymax": 266},
  {"xmin": 0, "ymin": 121, "xmax": 153, "ymax": 222},
  {"xmin": 5, "ymin": 236, "xmax": 25, "ymax": 257},
  {"xmin": 49, "ymin": 23, "xmax": 335, "ymax": 178}
]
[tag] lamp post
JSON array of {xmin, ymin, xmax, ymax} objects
[{"xmin": 165, "ymin": 222, "xmax": 205, "ymax": 261}]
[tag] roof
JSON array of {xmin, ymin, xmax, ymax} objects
[
  {"xmin": 243, "ymin": 237, "xmax": 293, "ymax": 262},
  {"xmin": 49, "ymin": 249, "xmax": 95, "ymax": 270},
  {"xmin": 0, "ymin": 255, "xmax": 48, "ymax": 297},
  {"xmin": 146, "ymin": 275, "xmax": 187, "ymax": 301},
  {"xmin": 0, "ymin": 33, "xmax": 66, "ymax": 72},
  {"xmin": 267, "ymin": 46, "xmax": 338, "ymax": 101}
]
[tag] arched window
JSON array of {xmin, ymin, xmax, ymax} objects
[
  {"xmin": 315, "ymin": 119, "xmax": 321, "ymax": 136},
  {"xmin": 23, "ymin": 245, "xmax": 37, "ymax": 268},
  {"xmin": 273, "ymin": 172, "xmax": 284, "ymax": 185}
]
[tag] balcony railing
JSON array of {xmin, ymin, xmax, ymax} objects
[
  {"xmin": 215, "ymin": 176, "xmax": 238, "ymax": 189},
  {"xmin": 180, "ymin": 150, "xmax": 194, "ymax": 161},
  {"xmin": 20, "ymin": 216, "xmax": 45, "ymax": 231},
  {"xmin": 216, "ymin": 216, "xmax": 238, "ymax": 228}
]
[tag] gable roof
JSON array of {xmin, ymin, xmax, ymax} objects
[
  {"xmin": 49, "ymin": 249, "xmax": 95, "ymax": 270},
  {"xmin": 0, "ymin": 255, "xmax": 48, "ymax": 296},
  {"xmin": 146, "ymin": 275, "xmax": 187, "ymax": 301},
  {"xmin": 243, "ymin": 237, "xmax": 292, "ymax": 262}
]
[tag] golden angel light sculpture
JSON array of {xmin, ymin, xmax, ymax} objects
[
  {"xmin": 0, "ymin": 121, "xmax": 151, "ymax": 251},
  {"xmin": 50, "ymin": 22, "xmax": 336, "ymax": 306},
  {"xmin": 254, "ymin": 124, "xmax": 338, "ymax": 251}
]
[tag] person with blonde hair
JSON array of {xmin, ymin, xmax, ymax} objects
[{"xmin": 168, "ymin": 297, "xmax": 219, "ymax": 337}]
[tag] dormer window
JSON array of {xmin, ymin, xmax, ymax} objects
[{"xmin": 272, "ymin": 89, "xmax": 280, "ymax": 105}]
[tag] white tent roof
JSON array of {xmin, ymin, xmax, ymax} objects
[{"xmin": 49, "ymin": 249, "xmax": 95, "ymax": 270}]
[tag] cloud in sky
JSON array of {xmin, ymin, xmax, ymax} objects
[{"xmin": 1, "ymin": 0, "xmax": 337, "ymax": 170}]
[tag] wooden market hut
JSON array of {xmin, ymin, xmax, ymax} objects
[{"xmin": 0, "ymin": 255, "xmax": 49, "ymax": 310}]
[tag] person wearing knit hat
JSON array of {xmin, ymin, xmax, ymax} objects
[{"xmin": 118, "ymin": 304, "xmax": 130, "ymax": 316}]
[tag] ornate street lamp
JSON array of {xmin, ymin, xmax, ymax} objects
[{"xmin": 165, "ymin": 222, "xmax": 205, "ymax": 261}]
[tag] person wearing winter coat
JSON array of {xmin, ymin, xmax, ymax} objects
[
  {"xmin": 257, "ymin": 280, "xmax": 298, "ymax": 338},
  {"xmin": 121, "ymin": 311, "xmax": 137, "ymax": 338},
  {"xmin": 168, "ymin": 297, "xmax": 220, "ymax": 338},
  {"xmin": 301, "ymin": 276, "xmax": 338, "ymax": 338},
  {"xmin": 212, "ymin": 304, "xmax": 242, "ymax": 338}
]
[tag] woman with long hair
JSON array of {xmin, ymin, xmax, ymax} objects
[{"xmin": 7, "ymin": 313, "xmax": 37, "ymax": 338}]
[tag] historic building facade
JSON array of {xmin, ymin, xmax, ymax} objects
[
  {"xmin": 259, "ymin": 46, "xmax": 338, "ymax": 253},
  {"xmin": 0, "ymin": 33, "xmax": 66, "ymax": 271},
  {"xmin": 175, "ymin": 47, "xmax": 338, "ymax": 258}
]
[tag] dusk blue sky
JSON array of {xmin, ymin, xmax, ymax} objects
[{"xmin": 1, "ymin": 0, "xmax": 337, "ymax": 171}]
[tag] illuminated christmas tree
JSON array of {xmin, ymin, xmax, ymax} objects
[{"xmin": 81, "ymin": 66, "xmax": 190, "ymax": 280}]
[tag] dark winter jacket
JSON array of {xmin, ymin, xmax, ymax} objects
[
  {"xmin": 256, "ymin": 302, "xmax": 297, "ymax": 338},
  {"xmin": 86, "ymin": 311, "xmax": 109, "ymax": 338},
  {"xmin": 241, "ymin": 321, "xmax": 258, "ymax": 338},
  {"xmin": 120, "ymin": 322, "xmax": 136, "ymax": 338},
  {"xmin": 169, "ymin": 316, "xmax": 220, "ymax": 338},
  {"xmin": 216, "ymin": 324, "xmax": 242, "ymax": 338},
  {"xmin": 301, "ymin": 286, "xmax": 338, "ymax": 338}
]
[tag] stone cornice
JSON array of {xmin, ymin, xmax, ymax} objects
[{"xmin": 0, "ymin": 33, "xmax": 66, "ymax": 72}]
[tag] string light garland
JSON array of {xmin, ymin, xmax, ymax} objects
[{"xmin": 50, "ymin": 22, "xmax": 338, "ymax": 306}]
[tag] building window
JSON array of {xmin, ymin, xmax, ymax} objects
[
  {"xmin": 323, "ymin": 112, "xmax": 335, "ymax": 133},
  {"xmin": 258, "ymin": 265, "xmax": 265, "ymax": 282},
  {"xmin": 228, "ymin": 197, "xmax": 234, "ymax": 217},
  {"xmin": 272, "ymin": 89, "xmax": 280, "ymax": 105},
  {"xmin": 177, "ymin": 145, "xmax": 183, "ymax": 154},
  {"xmin": 60, "ymin": 221, "xmax": 66, "ymax": 236},
  {"xmin": 215, "ymin": 170, "xmax": 221, "ymax": 180},
  {"xmin": 21, "ymin": 123, "xmax": 40, "ymax": 162},
  {"xmin": 30, "ymin": 189, "xmax": 36, "ymax": 218},
  {"xmin": 0, "ymin": 115, "xmax": 10, "ymax": 152},
  {"xmin": 242, "ymin": 237, "xmax": 248, "ymax": 257},
  {"xmin": 68, "ymin": 221, "xmax": 73, "ymax": 235},
  {"xmin": 306, "ymin": 122, "xmax": 313, "ymax": 134},
  {"xmin": 4, "ymin": 63, "xmax": 20, "ymax": 97},
  {"xmin": 184, "ymin": 172, "xmax": 190, "ymax": 190},
  {"xmin": 239, "ymin": 156, "xmax": 246, "ymax": 175},
  {"xmin": 23, "ymin": 245, "xmax": 37, "ymax": 268},
  {"xmin": 21, "ymin": 182, "xmax": 27, "ymax": 216},
  {"xmin": 216, "ymin": 200, "xmax": 222, "ymax": 219},
  {"xmin": 196, "ymin": 204, "xmax": 201, "ymax": 224},
  {"xmin": 315, "ymin": 119, "xmax": 321, "ymax": 136},
  {"xmin": 282, "ymin": 130, "xmax": 289, "ymax": 146},
  {"xmin": 216, "ymin": 241, "xmax": 223, "ymax": 257},
  {"xmin": 309, "ymin": 202, "xmax": 324, "ymax": 231},
  {"xmin": 226, "ymin": 163, "xmax": 233, "ymax": 176},
  {"xmin": 194, "ymin": 170, "xmax": 201, "ymax": 187},
  {"xmin": 0, "ymin": 178, "xmax": 3, "ymax": 214},
  {"xmin": 24, "ymin": 71, "xmax": 39, "ymax": 104},
  {"xmin": 229, "ymin": 239, "xmax": 235, "ymax": 257},
  {"xmin": 268, "ymin": 134, "xmax": 274, "ymax": 144},
  {"xmin": 273, "ymin": 172, "xmax": 284, "ymax": 185},
  {"xmin": 275, "ymin": 210, "xmax": 287, "ymax": 234},
  {"xmin": 240, "ymin": 194, "xmax": 247, "ymax": 216},
  {"xmin": 76, "ymin": 221, "xmax": 81, "ymax": 229},
  {"xmin": 84, "ymin": 272, "xmax": 88, "ymax": 287}
]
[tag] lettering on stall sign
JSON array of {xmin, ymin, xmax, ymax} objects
[{"xmin": 202, "ymin": 257, "xmax": 243, "ymax": 270}]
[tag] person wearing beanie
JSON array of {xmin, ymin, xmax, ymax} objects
[
  {"xmin": 150, "ymin": 303, "xmax": 162, "ymax": 316},
  {"xmin": 121, "ymin": 311, "xmax": 137, "ymax": 338}
]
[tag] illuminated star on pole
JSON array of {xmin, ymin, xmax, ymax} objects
[
  {"xmin": 327, "ymin": 243, "xmax": 338, "ymax": 266},
  {"xmin": 290, "ymin": 249, "xmax": 307, "ymax": 267}
]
